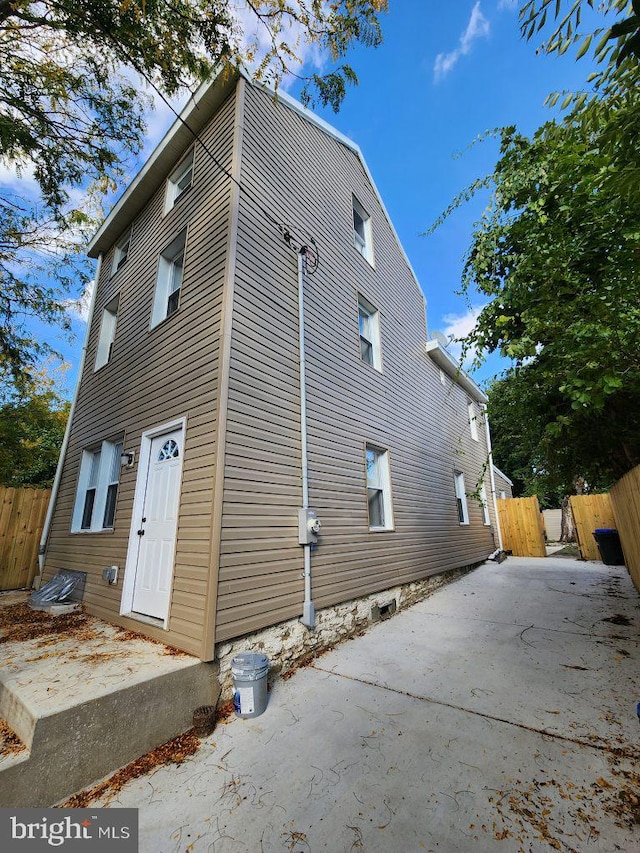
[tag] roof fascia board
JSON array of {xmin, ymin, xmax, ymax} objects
[
  {"xmin": 425, "ymin": 339, "xmax": 488, "ymax": 404},
  {"xmin": 492, "ymin": 464, "xmax": 514, "ymax": 486},
  {"xmin": 87, "ymin": 67, "xmax": 238, "ymax": 257}
]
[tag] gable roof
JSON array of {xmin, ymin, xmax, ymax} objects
[{"xmin": 87, "ymin": 69, "xmax": 422, "ymax": 293}]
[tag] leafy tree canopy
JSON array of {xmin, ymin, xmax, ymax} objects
[
  {"xmin": 449, "ymin": 97, "xmax": 640, "ymax": 487},
  {"xmin": 0, "ymin": 0, "xmax": 387, "ymax": 389},
  {"xmin": 0, "ymin": 364, "xmax": 70, "ymax": 488}
]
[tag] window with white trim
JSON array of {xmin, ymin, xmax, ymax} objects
[
  {"xmin": 480, "ymin": 483, "xmax": 491, "ymax": 525},
  {"xmin": 165, "ymin": 149, "xmax": 194, "ymax": 212},
  {"xmin": 454, "ymin": 472, "xmax": 469, "ymax": 525},
  {"xmin": 468, "ymin": 402, "xmax": 479, "ymax": 441},
  {"xmin": 94, "ymin": 294, "xmax": 119, "ymax": 370},
  {"xmin": 358, "ymin": 294, "xmax": 382, "ymax": 371},
  {"xmin": 112, "ymin": 229, "xmax": 132, "ymax": 274},
  {"xmin": 152, "ymin": 231, "xmax": 186, "ymax": 326},
  {"xmin": 72, "ymin": 439, "xmax": 124, "ymax": 532},
  {"xmin": 366, "ymin": 445, "xmax": 393, "ymax": 530},
  {"xmin": 353, "ymin": 196, "xmax": 373, "ymax": 264}
]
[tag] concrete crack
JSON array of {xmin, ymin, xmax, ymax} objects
[{"xmin": 311, "ymin": 664, "xmax": 640, "ymax": 761}]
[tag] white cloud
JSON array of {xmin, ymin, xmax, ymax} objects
[
  {"xmin": 497, "ymin": 0, "xmax": 518, "ymax": 10},
  {"xmin": 439, "ymin": 304, "xmax": 485, "ymax": 367},
  {"xmin": 434, "ymin": 2, "xmax": 491, "ymax": 82},
  {"xmin": 64, "ymin": 279, "xmax": 94, "ymax": 324}
]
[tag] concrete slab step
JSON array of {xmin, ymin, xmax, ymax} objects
[{"xmin": 0, "ymin": 606, "xmax": 220, "ymax": 807}]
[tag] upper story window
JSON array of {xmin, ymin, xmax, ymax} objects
[
  {"xmin": 366, "ymin": 445, "xmax": 394, "ymax": 531},
  {"xmin": 353, "ymin": 196, "xmax": 373, "ymax": 264},
  {"xmin": 480, "ymin": 483, "xmax": 491, "ymax": 526},
  {"xmin": 94, "ymin": 294, "xmax": 119, "ymax": 371},
  {"xmin": 165, "ymin": 149, "xmax": 194, "ymax": 213},
  {"xmin": 72, "ymin": 438, "xmax": 124, "ymax": 532},
  {"xmin": 112, "ymin": 229, "xmax": 132, "ymax": 274},
  {"xmin": 454, "ymin": 472, "xmax": 469, "ymax": 525},
  {"xmin": 358, "ymin": 294, "xmax": 382, "ymax": 371},
  {"xmin": 468, "ymin": 402, "xmax": 479, "ymax": 441},
  {"xmin": 151, "ymin": 231, "xmax": 186, "ymax": 327}
]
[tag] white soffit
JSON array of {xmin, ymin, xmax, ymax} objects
[{"xmin": 425, "ymin": 339, "xmax": 488, "ymax": 404}]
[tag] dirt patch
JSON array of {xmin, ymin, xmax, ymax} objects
[
  {"xmin": 113, "ymin": 627, "xmax": 190, "ymax": 657},
  {"xmin": 552, "ymin": 544, "xmax": 581, "ymax": 558},
  {"xmin": 0, "ymin": 603, "xmax": 96, "ymax": 645},
  {"xmin": 0, "ymin": 719, "xmax": 26, "ymax": 757},
  {"xmin": 602, "ymin": 614, "xmax": 632, "ymax": 627},
  {"xmin": 59, "ymin": 730, "xmax": 201, "ymax": 808}
]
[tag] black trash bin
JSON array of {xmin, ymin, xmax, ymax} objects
[{"xmin": 593, "ymin": 528, "xmax": 625, "ymax": 566}]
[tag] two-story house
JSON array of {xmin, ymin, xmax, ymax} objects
[{"xmin": 40, "ymin": 68, "xmax": 501, "ymax": 661}]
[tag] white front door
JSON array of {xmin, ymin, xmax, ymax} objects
[{"xmin": 130, "ymin": 428, "xmax": 183, "ymax": 620}]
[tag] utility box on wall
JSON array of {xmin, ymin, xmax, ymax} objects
[{"xmin": 298, "ymin": 509, "xmax": 321, "ymax": 545}]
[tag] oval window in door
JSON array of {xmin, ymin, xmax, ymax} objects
[{"xmin": 158, "ymin": 439, "xmax": 179, "ymax": 461}]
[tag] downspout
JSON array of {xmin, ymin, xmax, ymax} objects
[
  {"xmin": 298, "ymin": 248, "xmax": 315, "ymax": 628},
  {"xmin": 483, "ymin": 403, "xmax": 504, "ymax": 552},
  {"xmin": 38, "ymin": 254, "xmax": 103, "ymax": 575}
]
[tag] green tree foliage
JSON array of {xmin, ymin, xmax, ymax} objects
[
  {"xmin": 454, "ymin": 103, "xmax": 640, "ymax": 487},
  {"xmin": 518, "ymin": 2, "xmax": 640, "ymax": 200},
  {"xmin": 519, "ymin": 1, "xmax": 640, "ymax": 84},
  {"xmin": 0, "ymin": 369, "xmax": 69, "ymax": 487},
  {"xmin": 0, "ymin": 0, "xmax": 387, "ymax": 388},
  {"xmin": 486, "ymin": 371, "xmax": 615, "ymax": 506}
]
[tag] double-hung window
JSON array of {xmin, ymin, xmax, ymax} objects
[
  {"xmin": 454, "ymin": 472, "xmax": 469, "ymax": 525},
  {"xmin": 468, "ymin": 402, "xmax": 479, "ymax": 441},
  {"xmin": 353, "ymin": 196, "xmax": 373, "ymax": 264},
  {"xmin": 366, "ymin": 445, "xmax": 394, "ymax": 530},
  {"xmin": 480, "ymin": 483, "xmax": 491, "ymax": 526},
  {"xmin": 94, "ymin": 294, "xmax": 119, "ymax": 370},
  {"xmin": 152, "ymin": 231, "xmax": 186, "ymax": 326},
  {"xmin": 358, "ymin": 294, "xmax": 382, "ymax": 371},
  {"xmin": 112, "ymin": 229, "xmax": 132, "ymax": 274},
  {"xmin": 165, "ymin": 150, "xmax": 194, "ymax": 212},
  {"xmin": 72, "ymin": 439, "xmax": 124, "ymax": 532}
]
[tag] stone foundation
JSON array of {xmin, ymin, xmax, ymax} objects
[{"xmin": 215, "ymin": 565, "xmax": 476, "ymax": 699}]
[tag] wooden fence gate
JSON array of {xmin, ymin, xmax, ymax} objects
[
  {"xmin": 611, "ymin": 467, "xmax": 640, "ymax": 593},
  {"xmin": 0, "ymin": 487, "xmax": 51, "ymax": 591},
  {"xmin": 569, "ymin": 494, "xmax": 616, "ymax": 562},
  {"xmin": 497, "ymin": 496, "xmax": 546, "ymax": 557}
]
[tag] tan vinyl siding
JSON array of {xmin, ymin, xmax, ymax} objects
[
  {"xmin": 44, "ymin": 92, "xmax": 238, "ymax": 657},
  {"xmin": 215, "ymin": 84, "xmax": 496, "ymax": 642}
]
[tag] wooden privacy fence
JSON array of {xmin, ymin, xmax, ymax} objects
[
  {"xmin": 0, "ymin": 487, "xmax": 51, "ymax": 591},
  {"xmin": 569, "ymin": 494, "xmax": 616, "ymax": 562},
  {"xmin": 611, "ymin": 467, "xmax": 640, "ymax": 594},
  {"xmin": 497, "ymin": 496, "xmax": 546, "ymax": 557}
]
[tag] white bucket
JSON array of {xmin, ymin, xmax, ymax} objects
[{"xmin": 231, "ymin": 652, "xmax": 269, "ymax": 718}]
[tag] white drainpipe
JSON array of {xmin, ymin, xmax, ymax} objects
[
  {"xmin": 38, "ymin": 254, "xmax": 103, "ymax": 574},
  {"xmin": 483, "ymin": 403, "xmax": 504, "ymax": 552},
  {"xmin": 298, "ymin": 249, "xmax": 315, "ymax": 628}
]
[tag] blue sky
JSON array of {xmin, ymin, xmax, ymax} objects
[{"xmin": 31, "ymin": 0, "xmax": 601, "ymax": 396}]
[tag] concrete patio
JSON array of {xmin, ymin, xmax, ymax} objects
[
  {"xmin": 74, "ymin": 556, "xmax": 640, "ymax": 852},
  {"xmin": 0, "ymin": 592, "xmax": 219, "ymax": 807}
]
